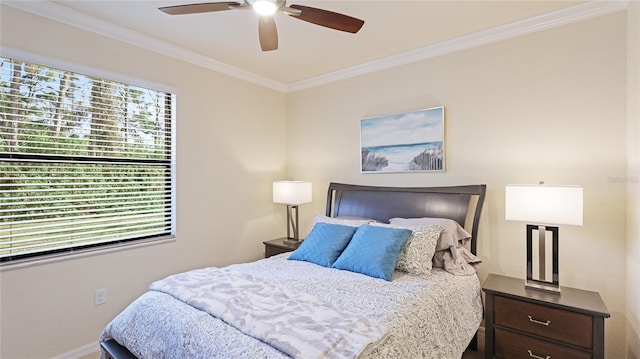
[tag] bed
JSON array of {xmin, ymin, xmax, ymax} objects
[{"xmin": 100, "ymin": 182, "xmax": 487, "ymax": 359}]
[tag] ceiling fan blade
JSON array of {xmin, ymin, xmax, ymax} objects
[
  {"xmin": 258, "ymin": 16, "xmax": 278, "ymax": 51},
  {"xmin": 159, "ymin": 2, "xmax": 241, "ymax": 15},
  {"xmin": 287, "ymin": 5, "xmax": 364, "ymax": 33}
]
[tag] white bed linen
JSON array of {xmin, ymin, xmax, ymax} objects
[
  {"xmin": 100, "ymin": 253, "xmax": 483, "ymax": 359},
  {"xmin": 148, "ymin": 267, "xmax": 389, "ymax": 358}
]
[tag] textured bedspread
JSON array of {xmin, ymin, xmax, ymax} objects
[
  {"xmin": 148, "ymin": 267, "xmax": 388, "ymax": 358},
  {"xmin": 100, "ymin": 254, "xmax": 483, "ymax": 359}
]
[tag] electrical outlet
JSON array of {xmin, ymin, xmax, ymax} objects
[{"xmin": 94, "ymin": 288, "xmax": 107, "ymax": 306}]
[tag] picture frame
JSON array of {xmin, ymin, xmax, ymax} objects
[{"xmin": 360, "ymin": 106, "xmax": 444, "ymax": 173}]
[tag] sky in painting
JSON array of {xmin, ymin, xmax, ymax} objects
[{"xmin": 360, "ymin": 107, "xmax": 443, "ymax": 148}]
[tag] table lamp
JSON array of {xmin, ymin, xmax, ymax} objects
[
  {"xmin": 505, "ymin": 183, "xmax": 583, "ymax": 294},
  {"xmin": 273, "ymin": 181, "xmax": 312, "ymax": 244}
]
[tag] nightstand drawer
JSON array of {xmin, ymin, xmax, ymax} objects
[
  {"xmin": 494, "ymin": 328, "xmax": 591, "ymax": 359},
  {"xmin": 494, "ymin": 296, "xmax": 592, "ymax": 348}
]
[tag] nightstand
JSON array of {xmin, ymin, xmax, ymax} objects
[
  {"xmin": 483, "ymin": 274, "xmax": 609, "ymax": 359},
  {"xmin": 263, "ymin": 238, "xmax": 302, "ymax": 258}
]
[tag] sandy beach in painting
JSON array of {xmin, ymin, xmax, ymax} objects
[{"xmin": 361, "ymin": 107, "xmax": 444, "ymax": 172}]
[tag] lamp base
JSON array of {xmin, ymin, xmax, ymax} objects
[
  {"xmin": 526, "ymin": 224, "xmax": 561, "ymax": 295},
  {"xmin": 285, "ymin": 205, "xmax": 300, "ymax": 241},
  {"xmin": 525, "ymin": 279, "xmax": 561, "ymax": 294}
]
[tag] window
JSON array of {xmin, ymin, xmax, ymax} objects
[{"xmin": 0, "ymin": 57, "xmax": 176, "ymax": 263}]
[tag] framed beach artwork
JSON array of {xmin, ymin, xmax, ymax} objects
[{"xmin": 360, "ymin": 106, "xmax": 444, "ymax": 173}]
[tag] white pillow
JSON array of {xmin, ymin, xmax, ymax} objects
[
  {"xmin": 389, "ymin": 217, "xmax": 471, "ymax": 252},
  {"xmin": 313, "ymin": 214, "xmax": 373, "ymax": 227},
  {"xmin": 372, "ymin": 223, "xmax": 443, "ymax": 275}
]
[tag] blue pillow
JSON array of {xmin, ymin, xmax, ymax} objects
[
  {"xmin": 332, "ymin": 225, "xmax": 412, "ymax": 281},
  {"xmin": 288, "ymin": 222, "xmax": 358, "ymax": 267}
]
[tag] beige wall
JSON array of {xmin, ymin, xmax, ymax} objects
[
  {"xmin": 1, "ymin": 4, "xmax": 637, "ymax": 359},
  {"xmin": 0, "ymin": 6, "xmax": 287, "ymax": 358},
  {"xmin": 627, "ymin": 2, "xmax": 640, "ymax": 358},
  {"xmin": 287, "ymin": 11, "xmax": 628, "ymax": 358}
]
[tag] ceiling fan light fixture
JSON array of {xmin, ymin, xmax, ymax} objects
[
  {"xmin": 159, "ymin": 0, "xmax": 365, "ymax": 51},
  {"xmin": 252, "ymin": 0, "xmax": 277, "ymax": 16}
]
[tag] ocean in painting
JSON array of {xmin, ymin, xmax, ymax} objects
[{"xmin": 362, "ymin": 141, "xmax": 443, "ymax": 172}]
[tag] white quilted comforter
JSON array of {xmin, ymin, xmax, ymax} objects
[{"xmin": 100, "ymin": 253, "xmax": 483, "ymax": 359}]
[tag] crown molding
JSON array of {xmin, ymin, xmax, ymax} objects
[
  {"xmin": 2, "ymin": 0, "xmax": 288, "ymax": 93},
  {"xmin": 287, "ymin": 0, "xmax": 628, "ymax": 92},
  {"xmin": 3, "ymin": 0, "xmax": 627, "ymax": 94}
]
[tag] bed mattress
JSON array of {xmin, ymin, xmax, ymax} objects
[{"xmin": 100, "ymin": 253, "xmax": 483, "ymax": 358}]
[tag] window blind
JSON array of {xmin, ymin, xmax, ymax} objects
[{"xmin": 0, "ymin": 57, "xmax": 175, "ymax": 262}]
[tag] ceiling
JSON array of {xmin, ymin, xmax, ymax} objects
[{"xmin": 4, "ymin": 0, "xmax": 626, "ymax": 92}]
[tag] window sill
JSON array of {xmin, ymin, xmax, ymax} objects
[{"xmin": 0, "ymin": 235, "xmax": 176, "ymax": 272}]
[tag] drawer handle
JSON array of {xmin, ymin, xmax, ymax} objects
[
  {"xmin": 528, "ymin": 349, "xmax": 551, "ymax": 359},
  {"xmin": 528, "ymin": 315, "xmax": 551, "ymax": 326}
]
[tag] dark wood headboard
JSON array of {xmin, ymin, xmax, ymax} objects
[{"xmin": 325, "ymin": 182, "xmax": 486, "ymax": 254}]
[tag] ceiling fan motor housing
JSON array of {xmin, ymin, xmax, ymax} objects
[
  {"xmin": 246, "ymin": 0, "xmax": 287, "ymax": 14},
  {"xmin": 159, "ymin": 1, "xmax": 364, "ymax": 51}
]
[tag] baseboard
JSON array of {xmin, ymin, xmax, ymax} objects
[{"xmin": 53, "ymin": 342, "xmax": 99, "ymax": 359}]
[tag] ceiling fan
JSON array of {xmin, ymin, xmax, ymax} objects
[{"xmin": 159, "ymin": 0, "xmax": 365, "ymax": 51}]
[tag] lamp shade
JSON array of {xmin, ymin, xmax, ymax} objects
[
  {"xmin": 273, "ymin": 181, "xmax": 312, "ymax": 205},
  {"xmin": 505, "ymin": 184, "xmax": 583, "ymax": 226}
]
